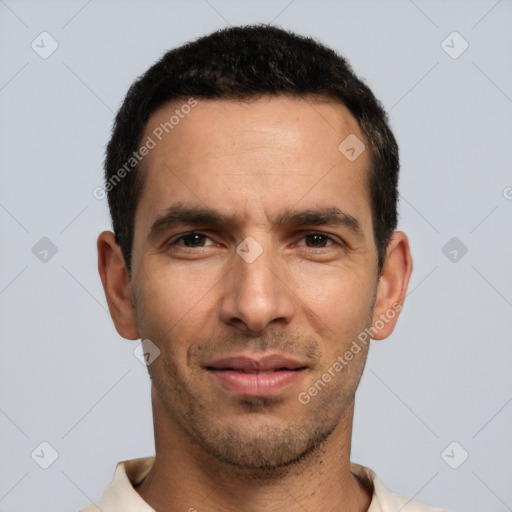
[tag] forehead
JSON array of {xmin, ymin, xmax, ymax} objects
[{"xmin": 136, "ymin": 96, "xmax": 372, "ymax": 232}]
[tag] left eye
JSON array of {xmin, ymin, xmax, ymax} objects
[
  {"xmin": 173, "ymin": 233, "xmax": 213, "ymax": 247},
  {"xmin": 297, "ymin": 233, "xmax": 334, "ymax": 248}
]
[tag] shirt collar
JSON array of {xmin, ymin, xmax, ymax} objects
[
  {"xmin": 101, "ymin": 457, "xmax": 156, "ymax": 512},
  {"xmin": 97, "ymin": 456, "xmax": 438, "ymax": 512}
]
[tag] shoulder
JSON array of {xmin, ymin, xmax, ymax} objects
[
  {"xmin": 371, "ymin": 477, "xmax": 447, "ymax": 511},
  {"xmin": 351, "ymin": 463, "xmax": 447, "ymax": 512},
  {"xmin": 77, "ymin": 457, "xmax": 156, "ymax": 512}
]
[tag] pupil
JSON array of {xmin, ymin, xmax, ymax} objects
[
  {"xmin": 307, "ymin": 234, "xmax": 326, "ymax": 247},
  {"xmin": 184, "ymin": 234, "xmax": 203, "ymax": 247}
]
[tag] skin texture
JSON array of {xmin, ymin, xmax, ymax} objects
[{"xmin": 97, "ymin": 96, "xmax": 413, "ymax": 512}]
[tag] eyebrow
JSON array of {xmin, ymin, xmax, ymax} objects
[
  {"xmin": 148, "ymin": 203, "xmax": 364, "ymax": 241},
  {"xmin": 274, "ymin": 207, "xmax": 363, "ymax": 236}
]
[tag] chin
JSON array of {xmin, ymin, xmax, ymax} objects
[{"xmin": 190, "ymin": 414, "xmax": 339, "ymax": 470}]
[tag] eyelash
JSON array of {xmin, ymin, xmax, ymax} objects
[{"xmin": 168, "ymin": 231, "xmax": 341, "ymax": 250}]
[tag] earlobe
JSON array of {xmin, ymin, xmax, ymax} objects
[
  {"xmin": 371, "ymin": 231, "xmax": 413, "ymax": 340},
  {"xmin": 97, "ymin": 231, "xmax": 140, "ymax": 340}
]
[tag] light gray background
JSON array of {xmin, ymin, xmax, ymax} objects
[{"xmin": 1, "ymin": 1, "xmax": 511, "ymax": 511}]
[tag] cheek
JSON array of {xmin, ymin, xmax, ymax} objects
[
  {"xmin": 135, "ymin": 262, "xmax": 219, "ymax": 345},
  {"xmin": 295, "ymin": 265, "xmax": 375, "ymax": 330}
]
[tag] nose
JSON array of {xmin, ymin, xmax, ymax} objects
[{"xmin": 219, "ymin": 243, "xmax": 295, "ymax": 334}]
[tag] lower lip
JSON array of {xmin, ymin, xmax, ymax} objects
[{"xmin": 208, "ymin": 369, "xmax": 305, "ymax": 396}]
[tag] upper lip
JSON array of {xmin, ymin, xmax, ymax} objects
[{"xmin": 205, "ymin": 354, "xmax": 307, "ymax": 372}]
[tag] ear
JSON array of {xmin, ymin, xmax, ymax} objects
[
  {"xmin": 371, "ymin": 231, "xmax": 413, "ymax": 340},
  {"xmin": 97, "ymin": 231, "xmax": 140, "ymax": 340}
]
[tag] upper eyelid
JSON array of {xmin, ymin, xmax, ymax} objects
[
  {"xmin": 169, "ymin": 230, "xmax": 342, "ymax": 246},
  {"xmin": 170, "ymin": 232, "xmax": 215, "ymax": 245},
  {"xmin": 294, "ymin": 231, "xmax": 341, "ymax": 243}
]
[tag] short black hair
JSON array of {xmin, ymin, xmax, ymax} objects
[{"xmin": 104, "ymin": 24, "xmax": 399, "ymax": 274}]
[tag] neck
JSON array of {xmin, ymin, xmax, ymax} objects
[{"xmin": 135, "ymin": 386, "xmax": 371, "ymax": 512}]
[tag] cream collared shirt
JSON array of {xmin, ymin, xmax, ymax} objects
[{"xmin": 79, "ymin": 457, "xmax": 446, "ymax": 512}]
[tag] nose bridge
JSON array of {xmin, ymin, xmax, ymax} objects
[
  {"xmin": 237, "ymin": 241, "xmax": 276, "ymax": 295},
  {"xmin": 220, "ymin": 236, "xmax": 294, "ymax": 332}
]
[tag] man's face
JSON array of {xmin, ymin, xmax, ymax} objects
[{"xmin": 130, "ymin": 96, "xmax": 378, "ymax": 468}]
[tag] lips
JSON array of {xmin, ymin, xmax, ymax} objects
[
  {"xmin": 207, "ymin": 355, "xmax": 306, "ymax": 372},
  {"xmin": 205, "ymin": 354, "xmax": 307, "ymax": 396}
]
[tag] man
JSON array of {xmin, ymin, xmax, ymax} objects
[{"xmin": 85, "ymin": 25, "xmax": 445, "ymax": 512}]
